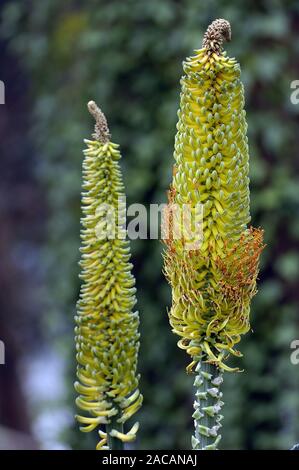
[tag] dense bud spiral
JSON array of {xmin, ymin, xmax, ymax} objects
[
  {"xmin": 75, "ymin": 102, "xmax": 142, "ymax": 450},
  {"xmin": 163, "ymin": 19, "xmax": 264, "ymax": 449}
]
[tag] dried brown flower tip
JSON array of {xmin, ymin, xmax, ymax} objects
[
  {"xmin": 202, "ymin": 18, "xmax": 231, "ymax": 55},
  {"xmin": 87, "ymin": 100, "xmax": 110, "ymax": 143}
]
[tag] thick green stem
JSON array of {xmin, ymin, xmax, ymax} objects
[
  {"xmin": 106, "ymin": 419, "xmax": 124, "ymax": 450},
  {"xmin": 192, "ymin": 361, "xmax": 224, "ymax": 450}
]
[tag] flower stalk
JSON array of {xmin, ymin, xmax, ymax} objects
[
  {"xmin": 163, "ymin": 19, "xmax": 265, "ymax": 449},
  {"xmin": 75, "ymin": 101, "xmax": 142, "ymax": 450},
  {"xmin": 192, "ymin": 362, "xmax": 223, "ymax": 450}
]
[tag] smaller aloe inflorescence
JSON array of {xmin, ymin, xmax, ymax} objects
[
  {"xmin": 163, "ymin": 19, "xmax": 265, "ymax": 449},
  {"xmin": 75, "ymin": 101, "xmax": 142, "ymax": 450}
]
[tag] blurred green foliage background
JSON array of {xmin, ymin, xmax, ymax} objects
[{"xmin": 1, "ymin": 0, "xmax": 299, "ymax": 450}]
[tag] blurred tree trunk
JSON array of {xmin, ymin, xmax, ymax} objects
[{"xmin": 0, "ymin": 15, "xmax": 45, "ymax": 437}]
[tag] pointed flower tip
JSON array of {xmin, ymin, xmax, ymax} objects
[
  {"xmin": 87, "ymin": 99, "xmax": 111, "ymax": 143},
  {"xmin": 202, "ymin": 18, "xmax": 231, "ymax": 55},
  {"xmin": 87, "ymin": 100, "xmax": 97, "ymax": 112}
]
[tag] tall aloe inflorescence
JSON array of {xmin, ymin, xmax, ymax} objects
[
  {"xmin": 75, "ymin": 101, "xmax": 142, "ymax": 450},
  {"xmin": 163, "ymin": 19, "xmax": 264, "ymax": 450}
]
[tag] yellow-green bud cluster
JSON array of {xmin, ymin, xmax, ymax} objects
[
  {"xmin": 75, "ymin": 130, "xmax": 142, "ymax": 449},
  {"xmin": 164, "ymin": 27, "xmax": 264, "ymax": 372}
]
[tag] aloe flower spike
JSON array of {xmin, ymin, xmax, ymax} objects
[
  {"xmin": 163, "ymin": 19, "xmax": 264, "ymax": 450},
  {"xmin": 75, "ymin": 101, "xmax": 142, "ymax": 450}
]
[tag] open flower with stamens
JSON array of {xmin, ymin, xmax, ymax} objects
[
  {"xmin": 75, "ymin": 101, "xmax": 142, "ymax": 450},
  {"xmin": 163, "ymin": 19, "xmax": 265, "ymax": 450}
]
